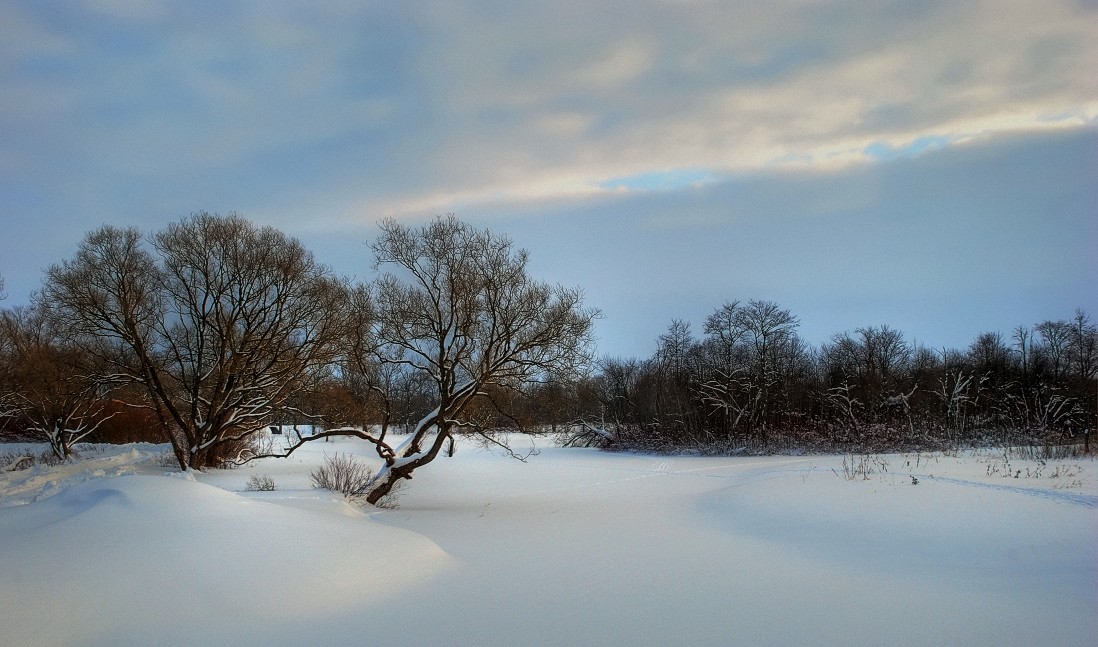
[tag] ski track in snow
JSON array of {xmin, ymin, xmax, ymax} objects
[
  {"xmin": 551, "ymin": 456, "xmax": 813, "ymax": 478},
  {"xmin": 920, "ymin": 474, "xmax": 1098, "ymax": 508}
]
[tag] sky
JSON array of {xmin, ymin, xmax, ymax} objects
[{"xmin": 1, "ymin": 0, "xmax": 1095, "ymax": 359}]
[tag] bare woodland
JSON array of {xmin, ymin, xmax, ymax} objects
[
  {"xmin": 1, "ymin": 213, "xmax": 1094, "ymax": 503},
  {"xmin": 577, "ymin": 304, "xmax": 1096, "ymax": 455}
]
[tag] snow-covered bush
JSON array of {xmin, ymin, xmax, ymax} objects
[
  {"xmin": 310, "ymin": 453, "xmax": 374, "ymax": 501},
  {"xmin": 0, "ymin": 450, "xmax": 35, "ymax": 472},
  {"xmin": 244, "ymin": 474, "xmax": 276, "ymax": 491}
]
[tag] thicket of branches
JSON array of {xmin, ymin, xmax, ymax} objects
[{"xmin": 566, "ymin": 300, "xmax": 1096, "ymax": 455}]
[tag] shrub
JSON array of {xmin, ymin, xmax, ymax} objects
[
  {"xmin": 833, "ymin": 453, "xmax": 890, "ymax": 480},
  {"xmin": 310, "ymin": 453, "xmax": 374, "ymax": 500},
  {"xmin": 309, "ymin": 452, "xmax": 404, "ymax": 507},
  {"xmin": 0, "ymin": 451, "xmax": 35, "ymax": 472},
  {"xmin": 244, "ymin": 474, "xmax": 277, "ymax": 491}
]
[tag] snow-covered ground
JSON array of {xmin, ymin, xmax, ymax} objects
[{"xmin": 1, "ymin": 438, "xmax": 1095, "ymax": 646}]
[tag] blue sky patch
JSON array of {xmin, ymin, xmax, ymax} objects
[{"xmin": 865, "ymin": 135, "xmax": 953, "ymax": 161}]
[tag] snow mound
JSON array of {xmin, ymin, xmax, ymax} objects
[
  {"xmin": 0, "ymin": 472, "xmax": 455, "ymax": 647},
  {"xmin": 0, "ymin": 445, "xmax": 160, "ymax": 508}
]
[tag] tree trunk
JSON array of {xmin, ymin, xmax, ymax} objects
[
  {"xmin": 366, "ymin": 425, "xmax": 453, "ymax": 504},
  {"xmin": 365, "ymin": 470, "xmax": 403, "ymax": 505}
]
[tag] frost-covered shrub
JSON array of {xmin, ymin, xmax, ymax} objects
[
  {"xmin": 309, "ymin": 453, "xmax": 402, "ymax": 508},
  {"xmin": 244, "ymin": 474, "xmax": 277, "ymax": 491},
  {"xmin": 310, "ymin": 453, "xmax": 374, "ymax": 500},
  {"xmin": 0, "ymin": 451, "xmax": 35, "ymax": 472}
]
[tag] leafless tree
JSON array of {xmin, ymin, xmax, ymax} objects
[
  {"xmin": 822, "ymin": 326, "xmax": 910, "ymax": 389},
  {"xmin": 0, "ymin": 274, "xmax": 14, "ymax": 424},
  {"xmin": 967, "ymin": 332, "xmax": 1013, "ymax": 377},
  {"xmin": 41, "ymin": 213, "xmax": 350, "ymax": 469},
  {"xmin": 38, "ymin": 225, "xmax": 166, "ymax": 450},
  {"xmin": 651, "ymin": 320, "xmax": 701, "ymax": 433},
  {"xmin": 361, "ymin": 215, "xmax": 598, "ymax": 502},
  {"xmin": 267, "ymin": 215, "xmax": 599, "ymax": 503},
  {"xmin": 728, "ymin": 300, "xmax": 799, "ymax": 432},
  {"xmin": 1066, "ymin": 309, "xmax": 1097, "ymax": 383},
  {"xmin": 1012, "ymin": 325, "xmax": 1033, "ymax": 382},
  {"xmin": 703, "ymin": 301, "xmax": 746, "ymax": 362},
  {"xmin": 0, "ymin": 304, "xmax": 114, "ymax": 459},
  {"xmin": 593, "ymin": 357, "xmax": 642, "ymax": 425},
  {"xmin": 1035, "ymin": 319, "xmax": 1072, "ymax": 381}
]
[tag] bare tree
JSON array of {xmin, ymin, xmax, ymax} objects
[
  {"xmin": 0, "ymin": 274, "xmax": 15, "ymax": 425},
  {"xmin": 967, "ymin": 332, "xmax": 1013, "ymax": 377},
  {"xmin": 1012, "ymin": 324, "xmax": 1033, "ymax": 382},
  {"xmin": 1035, "ymin": 319, "xmax": 1072, "ymax": 381},
  {"xmin": 38, "ymin": 226, "xmax": 169, "ymax": 453},
  {"xmin": 823, "ymin": 326, "xmax": 910, "ymax": 389},
  {"xmin": 360, "ymin": 215, "xmax": 598, "ymax": 502},
  {"xmin": 593, "ymin": 357, "xmax": 642, "ymax": 425},
  {"xmin": 733, "ymin": 300, "xmax": 799, "ymax": 434},
  {"xmin": 41, "ymin": 213, "xmax": 350, "ymax": 469},
  {"xmin": 698, "ymin": 302, "xmax": 753, "ymax": 437},
  {"xmin": 1066, "ymin": 309, "xmax": 1097, "ymax": 451},
  {"xmin": 651, "ymin": 320, "xmax": 700, "ymax": 434},
  {"xmin": 1066, "ymin": 309, "xmax": 1097, "ymax": 383},
  {"xmin": 703, "ymin": 300, "xmax": 746, "ymax": 361},
  {"xmin": 0, "ymin": 305, "xmax": 114, "ymax": 459},
  {"xmin": 268, "ymin": 215, "xmax": 599, "ymax": 504}
]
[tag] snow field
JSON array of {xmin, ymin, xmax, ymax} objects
[{"xmin": 1, "ymin": 438, "xmax": 1095, "ymax": 646}]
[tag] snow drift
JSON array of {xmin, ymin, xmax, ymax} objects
[{"xmin": 1, "ymin": 439, "xmax": 1094, "ymax": 646}]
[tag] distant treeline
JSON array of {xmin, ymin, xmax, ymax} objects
[{"xmin": 553, "ymin": 300, "xmax": 1096, "ymax": 454}]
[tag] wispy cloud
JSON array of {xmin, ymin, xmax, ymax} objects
[{"xmin": 3, "ymin": 0, "xmax": 1094, "ymax": 228}]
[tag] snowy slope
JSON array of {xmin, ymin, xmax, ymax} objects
[{"xmin": 1, "ymin": 439, "xmax": 1094, "ymax": 646}]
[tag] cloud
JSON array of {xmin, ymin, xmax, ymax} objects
[
  {"xmin": 461, "ymin": 128, "xmax": 1098, "ymax": 357},
  {"xmin": 4, "ymin": 1, "xmax": 1095, "ymax": 214},
  {"xmin": 0, "ymin": 0, "xmax": 1095, "ymax": 342},
  {"xmin": 328, "ymin": 0, "xmax": 1098, "ymax": 218}
]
